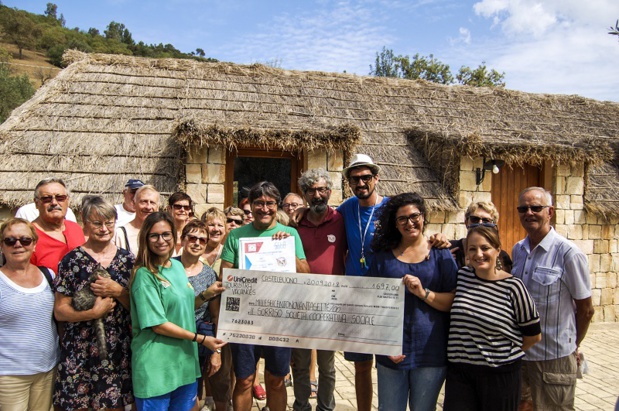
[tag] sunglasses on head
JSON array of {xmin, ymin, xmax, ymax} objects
[
  {"xmin": 349, "ymin": 175, "xmax": 374, "ymax": 184},
  {"xmin": 468, "ymin": 215, "xmax": 494, "ymax": 224},
  {"xmin": 227, "ymin": 217, "xmax": 243, "ymax": 224},
  {"xmin": 516, "ymin": 205, "xmax": 549, "ymax": 213},
  {"xmin": 3, "ymin": 236, "xmax": 34, "ymax": 246},
  {"xmin": 38, "ymin": 194, "xmax": 68, "ymax": 204}
]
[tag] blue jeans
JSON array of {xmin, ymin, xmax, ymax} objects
[{"xmin": 377, "ymin": 363, "xmax": 446, "ymax": 411}]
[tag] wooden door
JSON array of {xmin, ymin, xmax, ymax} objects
[{"xmin": 491, "ymin": 164, "xmax": 543, "ymax": 256}]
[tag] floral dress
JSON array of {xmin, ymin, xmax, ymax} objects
[{"xmin": 53, "ymin": 246, "xmax": 134, "ymax": 410}]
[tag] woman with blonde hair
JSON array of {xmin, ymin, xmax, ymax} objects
[{"xmin": 130, "ymin": 212, "xmax": 226, "ymax": 411}]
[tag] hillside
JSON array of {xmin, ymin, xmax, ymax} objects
[{"xmin": 2, "ymin": 42, "xmax": 60, "ymax": 89}]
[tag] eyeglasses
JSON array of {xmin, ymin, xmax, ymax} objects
[
  {"xmin": 172, "ymin": 204, "xmax": 191, "ymax": 211},
  {"xmin": 88, "ymin": 220, "xmax": 115, "ymax": 230},
  {"xmin": 185, "ymin": 234, "xmax": 208, "ymax": 245},
  {"xmin": 148, "ymin": 231, "xmax": 173, "ymax": 242},
  {"xmin": 305, "ymin": 187, "xmax": 330, "ymax": 195},
  {"xmin": 282, "ymin": 202, "xmax": 300, "ymax": 209},
  {"xmin": 253, "ymin": 201, "xmax": 277, "ymax": 209},
  {"xmin": 396, "ymin": 212, "xmax": 423, "ymax": 225},
  {"xmin": 516, "ymin": 205, "xmax": 549, "ymax": 214},
  {"xmin": 37, "ymin": 194, "xmax": 68, "ymax": 204},
  {"xmin": 349, "ymin": 175, "xmax": 374, "ymax": 185},
  {"xmin": 468, "ymin": 222, "xmax": 498, "ymax": 229},
  {"xmin": 468, "ymin": 215, "xmax": 495, "ymax": 224},
  {"xmin": 243, "ymin": 209, "xmax": 252, "ymax": 215},
  {"xmin": 2, "ymin": 236, "xmax": 34, "ymax": 246},
  {"xmin": 226, "ymin": 217, "xmax": 243, "ymax": 225}
]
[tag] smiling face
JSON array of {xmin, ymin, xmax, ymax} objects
[
  {"xmin": 147, "ymin": 220, "xmax": 174, "ymax": 257},
  {"xmin": 181, "ymin": 228, "xmax": 208, "ymax": 258},
  {"xmin": 1, "ymin": 222, "xmax": 37, "ymax": 265},
  {"xmin": 251, "ymin": 195, "xmax": 278, "ymax": 230},
  {"xmin": 348, "ymin": 166, "xmax": 378, "ymax": 200},
  {"xmin": 242, "ymin": 203, "xmax": 254, "ymax": 224},
  {"xmin": 395, "ymin": 204, "xmax": 424, "ymax": 242},
  {"xmin": 85, "ymin": 211, "xmax": 115, "ymax": 244},
  {"xmin": 134, "ymin": 189, "xmax": 160, "ymax": 223},
  {"xmin": 466, "ymin": 231, "xmax": 500, "ymax": 273},
  {"xmin": 206, "ymin": 217, "xmax": 226, "ymax": 246},
  {"xmin": 34, "ymin": 182, "xmax": 69, "ymax": 223},
  {"xmin": 518, "ymin": 189, "xmax": 553, "ymax": 237},
  {"xmin": 169, "ymin": 199, "xmax": 191, "ymax": 225}
]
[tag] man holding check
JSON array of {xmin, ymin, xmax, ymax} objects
[{"xmin": 220, "ymin": 181, "xmax": 310, "ymax": 411}]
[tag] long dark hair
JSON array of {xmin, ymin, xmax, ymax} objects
[
  {"xmin": 131, "ymin": 212, "xmax": 176, "ymax": 286},
  {"xmin": 372, "ymin": 192, "xmax": 427, "ymax": 252}
]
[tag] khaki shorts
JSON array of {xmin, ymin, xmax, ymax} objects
[{"xmin": 521, "ymin": 353, "xmax": 577, "ymax": 411}]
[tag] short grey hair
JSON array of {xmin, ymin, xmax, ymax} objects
[
  {"xmin": 298, "ymin": 168, "xmax": 332, "ymax": 193},
  {"xmin": 34, "ymin": 177, "xmax": 69, "ymax": 199},
  {"xmin": 519, "ymin": 187, "xmax": 553, "ymax": 206},
  {"xmin": 82, "ymin": 196, "xmax": 117, "ymax": 222}
]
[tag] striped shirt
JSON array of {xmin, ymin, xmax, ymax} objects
[
  {"xmin": 512, "ymin": 227, "xmax": 591, "ymax": 361},
  {"xmin": 448, "ymin": 266, "xmax": 540, "ymax": 367},
  {"xmin": 0, "ymin": 269, "xmax": 59, "ymax": 375}
]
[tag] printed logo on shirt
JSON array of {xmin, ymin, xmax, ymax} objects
[{"xmin": 327, "ymin": 234, "xmax": 336, "ymax": 243}]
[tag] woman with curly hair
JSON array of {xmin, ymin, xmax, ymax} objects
[{"xmin": 369, "ymin": 192, "xmax": 458, "ymax": 411}]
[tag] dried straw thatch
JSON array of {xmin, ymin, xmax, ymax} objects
[{"xmin": 1, "ymin": 50, "xmax": 619, "ymax": 216}]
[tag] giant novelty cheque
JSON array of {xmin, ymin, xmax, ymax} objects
[{"xmin": 217, "ymin": 236, "xmax": 405, "ymax": 356}]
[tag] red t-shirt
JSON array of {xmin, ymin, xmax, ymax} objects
[
  {"xmin": 296, "ymin": 207, "xmax": 347, "ymax": 275},
  {"xmin": 31, "ymin": 220, "xmax": 86, "ymax": 272}
]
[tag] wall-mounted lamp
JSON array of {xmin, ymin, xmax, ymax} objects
[{"xmin": 475, "ymin": 158, "xmax": 505, "ymax": 185}]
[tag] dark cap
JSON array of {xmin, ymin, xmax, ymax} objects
[{"xmin": 125, "ymin": 179, "xmax": 145, "ymax": 190}]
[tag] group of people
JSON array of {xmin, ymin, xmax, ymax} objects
[{"xmin": 0, "ymin": 153, "xmax": 594, "ymax": 411}]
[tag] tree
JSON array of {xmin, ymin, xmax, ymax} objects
[
  {"xmin": 0, "ymin": 50, "xmax": 35, "ymax": 123},
  {"xmin": 370, "ymin": 47, "xmax": 505, "ymax": 87},
  {"xmin": 610, "ymin": 20, "xmax": 619, "ymax": 40},
  {"xmin": 0, "ymin": 9, "xmax": 42, "ymax": 59},
  {"xmin": 104, "ymin": 21, "xmax": 134, "ymax": 46},
  {"xmin": 457, "ymin": 63, "xmax": 505, "ymax": 87},
  {"xmin": 195, "ymin": 48, "xmax": 205, "ymax": 57}
]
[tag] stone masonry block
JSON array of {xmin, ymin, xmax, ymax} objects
[
  {"xmin": 589, "ymin": 254, "xmax": 600, "ymax": 273},
  {"xmin": 327, "ymin": 151, "xmax": 344, "ymax": 171},
  {"xmin": 194, "ymin": 203, "xmax": 223, "ymax": 218},
  {"xmin": 573, "ymin": 240, "xmax": 594, "ymax": 254},
  {"xmin": 603, "ymin": 305, "xmax": 616, "ymax": 322},
  {"xmin": 608, "ymin": 272, "xmax": 617, "ymax": 289},
  {"xmin": 601, "ymin": 288, "xmax": 614, "ymax": 305},
  {"xmin": 570, "ymin": 164, "xmax": 585, "ymax": 178},
  {"xmin": 471, "ymin": 191, "xmax": 492, "ymax": 203},
  {"xmin": 207, "ymin": 184, "xmax": 225, "ymax": 204},
  {"xmin": 590, "ymin": 273, "xmax": 596, "ymax": 289},
  {"xmin": 186, "ymin": 164, "xmax": 202, "ymax": 184},
  {"xmin": 574, "ymin": 210, "xmax": 586, "ymax": 224},
  {"xmin": 556, "ymin": 164, "xmax": 571, "ymax": 177},
  {"xmin": 593, "ymin": 240, "xmax": 609, "ymax": 254},
  {"xmin": 596, "ymin": 272, "xmax": 607, "ymax": 289},
  {"xmin": 555, "ymin": 195, "xmax": 570, "ymax": 210},
  {"xmin": 208, "ymin": 147, "xmax": 225, "ymax": 164},
  {"xmin": 566, "ymin": 177, "xmax": 584, "ymax": 195},
  {"xmin": 591, "ymin": 308, "xmax": 604, "ymax": 323},
  {"xmin": 458, "ymin": 191, "xmax": 473, "ymax": 208},
  {"xmin": 591, "ymin": 288, "xmax": 602, "ymax": 306},
  {"xmin": 187, "ymin": 147, "xmax": 207, "ymax": 163},
  {"xmin": 186, "ymin": 183, "xmax": 207, "ymax": 204},
  {"xmin": 554, "ymin": 209, "xmax": 565, "ymax": 225},
  {"xmin": 460, "ymin": 157, "xmax": 475, "ymax": 171},
  {"xmin": 329, "ymin": 189, "xmax": 343, "ymax": 205},
  {"xmin": 564, "ymin": 210, "xmax": 574, "ymax": 225},
  {"xmin": 600, "ymin": 254, "xmax": 612, "ymax": 272},
  {"xmin": 307, "ymin": 151, "xmax": 327, "ymax": 171},
  {"xmin": 555, "ymin": 225, "xmax": 569, "ymax": 238},
  {"xmin": 589, "ymin": 225, "xmax": 602, "ymax": 239},
  {"xmin": 460, "ymin": 171, "xmax": 477, "ymax": 192},
  {"xmin": 567, "ymin": 225, "xmax": 582, "ymax": 240},
  {"xmin": 202, "ymin": 164, "xmax": 225, "ymax": 184},
  {"xmin": 429, "ymin": 211, "xmax": 446, "ymax": 224}
]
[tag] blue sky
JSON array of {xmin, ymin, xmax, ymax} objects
[{"xmin": 7, "ymin": 0, "xmax": 619, "ymax": 101}]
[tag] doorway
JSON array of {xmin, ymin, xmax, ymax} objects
[{"xmin": 225, "ymin": 149, "xmax": 303, "ymax": 206}]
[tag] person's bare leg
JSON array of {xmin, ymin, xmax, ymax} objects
[
  {"xmin": 310, "ymin": 350, "xmax": 317, "ymax": 382},
  {"xmin": 354, "ymin": 360, "xmax": 373, "ymax": 411},
  {"xmin": 232, "ymin": 374, "xmax": 254, "ymax": 411},
  {"xmin": 264, "ymin": 370, "xmax": 287, "ymax": 411}
]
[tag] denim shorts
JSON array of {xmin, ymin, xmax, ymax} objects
[
  {"xmin": 135, "ymin": 381, "xmax": 197, "ymax": 411},
  {"xmin": 230, "ymin": 343, "xmax": 291, "ymax": 379}
]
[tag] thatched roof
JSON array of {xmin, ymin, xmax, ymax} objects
[{"xmin": 1, "ymin": 51, "xmax": 618, "ymax": 216}]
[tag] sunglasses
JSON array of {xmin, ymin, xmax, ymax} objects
[
  {"xmin": 148, "ymin": 231, "xmax": 173, "ymax": 242},
  {"xmin": 37, "ymin": 194, "xmax": 68, "ymax": 204},
  {"xmin": 243, "ymin": 209, "xmax": 252, "ymax": 215},
  {"xmin": 349, "ymin": 175, "xmax": 374, "ymax": 185},
  {"xmin": 396, "ymin": 212, "xmax": 423, "ymax": 225},
  {"xmin": 186, "ymin": 234, "xmax": 208, "ymax": 245},
  {"xmin": 468, "ymin": 215, "xmax": 494, "ymax": 224},
  {"xmin": 516, "ymin": 205, "xmax": 549, "ymax": 213},
  {"xmin": 172, "ymin": 204, "xmax": 191, "ymax": 211},
  {"xmin": 3, "ymin": 236, "xmax": 34, "ymax": 246},
  {"xmin": 468, "ymin": 222, "xmax": 498, "ymax": 229},
  {"xmin": 227, "ymin": 217, "xmax": 243, "ymax": 224}
]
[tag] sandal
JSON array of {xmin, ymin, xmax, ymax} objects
[
  {"xmin": 253, "ymin": 384, "xmax": 266, "ymax": 400},
  {"xmin": 310, "ymin": 380, "xmax": 318, "ymax": 398}
]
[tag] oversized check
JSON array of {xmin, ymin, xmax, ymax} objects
[{"xmin": 217, "ymin": 268, "xmax": 405, "ymax": 356}]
